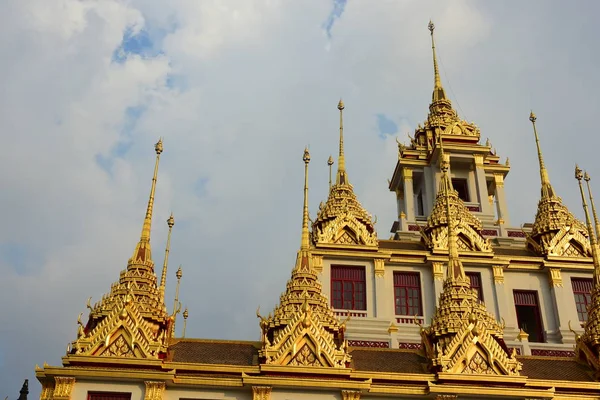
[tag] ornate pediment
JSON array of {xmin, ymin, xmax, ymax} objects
[
  {"xmin": 312, "ymin": 184, "xmax": 378, "ymax": 248},
  {"xmin": 259, "ymin": 293, "xmax": 350, "ymax": 368},
  {"xmin": 528, "ymin": 197, "xmax": 591, "ymax": 257},
  {"xmin": 422, "ymin": 282, "xmax": 521, "ymax": 376},
  {"xmin": 424, "ymin": 187, "xmax": 491, "ymax": 253},
  {"xmin": 70, "ymin": 286, "xmax": 174, "ymax": 359}
]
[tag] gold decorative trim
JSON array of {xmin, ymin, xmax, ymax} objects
[
  {"xmin": 403, "ymin": 167, "xmax": 413, "ymax": 180},
  {"xmin": 473, "ymin": 154, "xmax": 484, "ymax": 167},
  {"xmin": 432, "ymin": 262, "xmax": 444, "ymax": 280},
  {"xmin": 144, "ymin": 381, "xmax": 166, "ymax": 400},
  {"xmin": 341, "ymin": 390, "xmax": 361, "ymax": 400},
  {"xmin": 374, "ymin": 259, "xmax": 385, "ymax": 277},
  {"xmin": 252, "ymin": 386, "xmax": 272, "ymax": 400},
  {"xmin": 312, "ymin": 255, "xmax": 323, "ymax": 273},
  {"xmin": 435, "ymin": 395, "xmax": 458, "ymax": 400},
  {"xmin": 494, "ymin": 174, "xmax": 504, "ymax": 188},
  {"xmin": 39, "ymin": 380, "xmax": 55, "ymax": 400},
  {"xmin": 53, "ymin": 376, "xmax": 75, "ymax": 400},
  {"xmin": 492, "ymin": 266, "xmax": 504, "ymax": 284},
  {"xmin": 549, "ymin": 268, "xmax": 563, "ymax": 288}
]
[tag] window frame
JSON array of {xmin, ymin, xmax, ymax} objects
[
  {"xmin": 465, "ymin": 271, "xmax": 484, "ymax": 302},
  {"xmin": 572, "ymin": 277, "xmax": 593, "ymax": 322},
  {"xmin": 393, "ymin": 271, "xmax": 423, "ymax": 317},
  {"xmin": 330, "ymin": 265, "xmax": 367, "ymax": 311},
  {"xmin": 451, "ymin": 178, "xmax": 470, "ymax": 202},
  {"xmin": 87, "ymin": 392, "xmax": 132, "ymax": 400}
]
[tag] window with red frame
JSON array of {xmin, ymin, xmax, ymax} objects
[
  {"xmin": 466, "ymin": 271, "xmax": 484, "ymax": 302},
  {"xmin": 331, "ymin": 266, "xmax": 366, "ymax": 310},
  {"xmin": 394, "ymin": 272, "xmax": 422, "ymax": 316},
  {"xmin": 572, "ymin": 278, "xmax": 593, "ymax": 322},
  {"xmin": 88, "ymin": 393, "xmax": 131, "ymax": 400}
]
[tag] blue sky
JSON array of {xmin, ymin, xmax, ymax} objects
[{"xmin": 2, "ymin": 0, "xmax": 600, "ymax": 397}]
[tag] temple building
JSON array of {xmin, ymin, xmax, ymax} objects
[{"xmin": 35, "ymin": 22, "xmax": 600, "ymax": 400}]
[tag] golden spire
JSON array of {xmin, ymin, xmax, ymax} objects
[
  {"xmin": 439, "ymin": 143, "xmax": 467, "ymax": 283},
  {"xmin": 327, "ymin": 155, "xmax": 334, "ymax": 190},
  {"xmin": 428, "ymin": 20, "xmax": 447, "ymax": 102},
  {"xmin": 576, "ymin": 166, "xmax": 600, "ymax": 286},
  {"xmin": 131, "ymin": 138, "xmax": 163, "ymax": 264},
  {"xmin": 336, "ymin": 99, "xmax": 347, "ymax": 185},
  {"xmin": 159, "ymin": 213, "xmax": 175, "ymax": 303},
  {"xmin": 182, "ymin": 307, "xmax": 188, "ymax": 338},
  {"xmin": 529, "ymin": 111, "xmax": 555, "ymax": 198},
  {"xmin": 584, "ymin": 172, "xmax": 600, "ymax": 240},
  {"xmin": 301, "ymin": 147, "xmax": 311, "ymax": 250}
]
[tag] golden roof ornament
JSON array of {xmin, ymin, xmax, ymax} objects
[
  {"xmin": 421, "ymin": 146, "xmax": 521, "ymax": 375},
  {"xmin": 527, "ymin": 113, "xmax": 591, "ymax": 257},
  {"xmin": 312, "ymin": 101, "xmax": 378, "ymax": 247},
  {"xmin": 327, "ymin": 155, "xmax": 334, "ymax": 190},
  {"xmin": 257, "ymin": 148, "xmax": 351, "ymax": 368},
  {"xmin": 423, "ymin": 140, "xmax": 491, "ymax": 252},
  {"xmin": 159, "ymin": 213, "xmax": 175, "ymax": 303},
  {"xmin": 69, "ymin": 140, "xmax": 173, "ymax": 359},
  {"xmin": 573, "ymin": 166, "xmax": 600, "ymax": 375}
]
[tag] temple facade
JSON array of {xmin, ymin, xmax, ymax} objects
[{"xmin": 35, "ymin": 22, "xmax": 600, "ymax": 400}]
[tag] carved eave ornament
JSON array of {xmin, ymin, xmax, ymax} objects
[
  {"xmin": 70, "ymin": 288, "xmax": 171, "ymax": 358},
  {"xmin": 574, "ymin": 286, "xmax": 600, "ymax": 376},
  {"xmin": 527, "ymin": 196, "xmax": 591, "ymax": 258},
  {"xmin": 421, "ymin": 282, "xmax": 521, "ymax": 376},
  {"xmin": 423, "ymin": 188, "xmax": 492, "ymax": 253},
  {"xmin": 312, "ymin": 184, "xmax": 378, "ymax": 248}
]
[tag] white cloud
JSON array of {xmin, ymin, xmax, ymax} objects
[{"xmin": 2, "ymin": 0, "xmax": 600, "ymax": 397}]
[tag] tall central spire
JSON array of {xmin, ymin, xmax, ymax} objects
[
  {"xmin": 336, "ymin": 99, "xmax": 347, "ymax": 185},
  {"xmin": 428, "ymin": 20, "xmax": 447, "ymax": 102},
  {"xmin": 131, "ymin": 138, "xmax": 163, "ymax": 265},
  {"xmin": 300, "ymin": 147, "xmax": 311, "ymax": 251},
  {"xmin": 529, "ymin": 112, "xmax": 555, "ymax": 198}
]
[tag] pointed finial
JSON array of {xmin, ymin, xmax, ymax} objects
[
  {"xmin": 584, "ymin": 172, "xmax": 600, "ymax": 242},
  {"xmin": 159, "ymin": 213, "xmax": 175, "ymax": 303},
  {"xmin": 182, "ymin": 307, "xmax": 188, "ymax": 338},
  {"xmin": 529, "ymin": 111, "xmax": 554, "ymax": 198},
  {"xmin": 327, "ymin": 155, "xmax": 334, "ymax": 190},
  {"xmin": 301, "ymin": 147, "xmax": 311, "ymax": 250},
  {"xmin": 428, "ymin": 20, "xmax": 446, "ymax": 102},
  {"xmin": 131, "ymin": 138, "xmax": 163, "ymax": 264},
  {"xmin": 575, "ymin": 165, "xmax": 600, "ymax": 286},
  {"xmin": 336, "ymin": 99, "xmax": 347, "ymax": 185}
]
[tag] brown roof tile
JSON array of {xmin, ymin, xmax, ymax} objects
[
  {"xmin": 518, "ymin": 357, "xmax": 595, "ymax": 382},
  {"xmin": 350, "ymin": 348, "xmax": 428, "ymax": 374},
  {"xmin": 168, "ymin": 339, "xmax": 259, "ymax": 366}
]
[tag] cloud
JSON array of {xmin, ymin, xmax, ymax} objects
[
  {"xmin": 2, "ymin": 0, "xmax": 600, "ymax": 397},
  {"xmin": 323, "ymin": 0, "xmax": 348, "ymax": 39}
]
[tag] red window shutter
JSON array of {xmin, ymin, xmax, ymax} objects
[
  {"xmin": 88, "ymin": 393, "xmax": 131, "ymax": 400},
  {"xmin": 514, "ymin": 290, "xmax": 538, "ymax": 306}
]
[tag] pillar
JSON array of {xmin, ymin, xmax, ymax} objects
[
  {"xmin": 494, "ymin": 174, "xmax": 510, "ymax": 232},
  {"xmin": 144, "ymin": 381, "xmax": 166, "ymax": 400},
  {"xmin": 374, "ymin": 259, "xmax": 386, "ymax": 318},
  {"xmin": 492, "ymin": 265, "xmax": 518, "ymax": 338},
  {"xmin": 403, "ymin": 168, "xmax": 415, "ymax": 222},
  {"xmin": 432, "ymin": 262, "xmax": 444, "ymax": 307},
  {"xmin": 473, "ymin": 155, "xmax": 492, "ymax": 215},
  {"xmin": 548, "ymin": 268, "xmax": 578, "ymax": 344}
]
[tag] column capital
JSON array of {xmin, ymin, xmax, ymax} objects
[
  {"xmin": 432, "ymin": 262, "xmax": 444, "ymax": 280},
  {"xmin": 53, "ymin": 377, "xmax": 75, "ymax": 400},
  {"xmin": 493, "ymin": 265, "xmax": 505, "ymax": 284},
  {"xmin": 549, "ymin": 268, "xmax": 563, "ymax": 288},
  {"xmin": 144, "ymin": 381, "xmax": 166, "ymax": 400},
  {"xmin": 403, "ymin": 167, "xmax": 413, "ymax": 180},
  {"xmin": 494, "ymin": 173, "xmax": 504, "ymax": 187},
  {"xmin": 473, "ymin": 154, "xmax": 484, "ymax": 166},
  {"xmin": 253, "ymin": 386, "xmax": 272, "ymax": 400},
  {"xmin": 374, "ymin": 259, "xmax": 385, "ymax": 278},
  {"xmin": 341, "ymin": 390, "xmax": 361, "ymax": 400}
]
